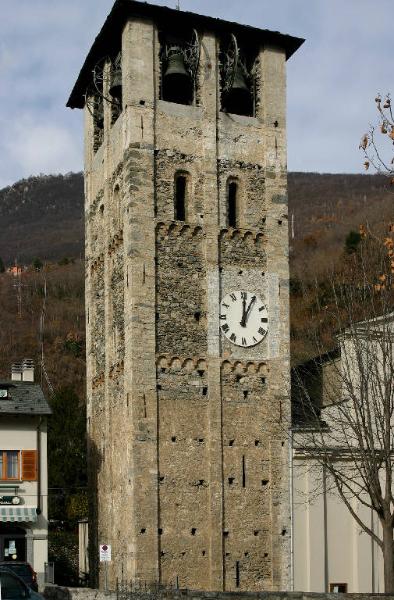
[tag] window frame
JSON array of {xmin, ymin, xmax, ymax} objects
[{"xmin": 0, "ymin": 451, "xmax": 20, "ymax": 481}]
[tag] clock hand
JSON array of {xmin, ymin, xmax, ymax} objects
[
  {"xmin": 240, "ymin": 295, "xmax": 247, "ymax": 327},
  {"xmin": 242, "ymin": 296, "xmax": 256, "ymax": 326}
]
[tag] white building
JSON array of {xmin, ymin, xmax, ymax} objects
[
  {"xmin": 293, "ymin": 444, "xmax": 383, "ymax": 593},
  {"xmin": 291, "ymin": 312, "xmax": 394, "ymax": 593},
  {"xmin": 0, "ymin": 359, "xmax": 51, "ymax": 588}
]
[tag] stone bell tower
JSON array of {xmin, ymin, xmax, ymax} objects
[{"xmin": 68, "ymin": 0, "xmax": 303, "ymax": 592}]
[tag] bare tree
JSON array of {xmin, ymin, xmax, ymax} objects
[
  {"xmin": 360, "ymin": 93, "xmax": 394, "ymax": 180},
  {"xmin": 293, "ymin": 237, "xmax": 394, "ymax": 592}
]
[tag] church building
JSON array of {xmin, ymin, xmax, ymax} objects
[{"xmin": 67, "ymin": 0, "xmax": 303, "ymax": 591}]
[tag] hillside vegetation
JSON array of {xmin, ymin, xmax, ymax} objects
[
  {"xmin": 0, "ymin": 170, "xmax": 392, "ymax": 386},
  {"xmin": 0, "ymin": 262, "xmax": 85, "ymax": 400},
  {"xmin": 0, "ymin": 173, "xmax": 83, "ymax": 265}
]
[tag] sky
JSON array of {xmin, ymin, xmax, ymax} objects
[{"xmin": 0, "ymin": 0, "xmax": 392, "ymax": 189}]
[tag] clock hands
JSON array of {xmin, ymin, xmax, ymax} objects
[
  {"xmin": 240, "ymin": 295, "xmax": 256, "ymax": 327},
  {"xmin": 241, "ymin": 294, "xmax": 246, "ymax": 325}
]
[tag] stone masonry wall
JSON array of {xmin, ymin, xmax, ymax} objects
[
  {"xmin": 82, "ymin": 11, "xmax": 291, "ymax": 594},
  {"xmin": 44, "ymin": 586, "xmax": 394, "ymax": 600},
  {"xmin": 221, "ymin": 361, "xmax": 273, "ymax": 592},
  {"xmin": 156, "ymin": 223, "xmax": 206, "ymax": 357},
  {"xmin": 157, "ymin": 357, "xmax": 210, "ymax": 589}
]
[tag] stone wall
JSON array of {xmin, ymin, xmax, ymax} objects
[
  {"xmin": 44, "ymin": 586, "xmax": 394, "ymax": 600},
  {"xmin": 156, "ymin": 223, "xmax": 206, "ymax": 356},
  {"xmin": 82, "ymin": 8, "xmax": 291, "ymax": 594}
]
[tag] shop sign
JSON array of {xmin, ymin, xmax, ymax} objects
[{"xmin": 0, "ymin": 496, "xmax": 21, "ymax": 505}]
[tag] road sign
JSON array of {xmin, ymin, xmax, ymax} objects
[{"xmin": 99, "ymin": 544, "xmax": 112, "ymax": 562}]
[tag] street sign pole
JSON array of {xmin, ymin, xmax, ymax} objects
[{"xmin": 99, "ymin": 544, "xmax": 112, "ymax": 594}]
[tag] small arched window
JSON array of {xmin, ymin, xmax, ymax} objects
[
  {"xmin": 227, "ymin": 180, "xmax": 238, "ymax": 228},
  {"xmin": 113, "ymin": 184, "xmax": 120, "ymax": 225},
  {"xmin": 174, "ymin": 173, "xmax": 188, "ymax": 221}
]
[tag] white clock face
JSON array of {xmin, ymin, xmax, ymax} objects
[{"xmin": 220, "ymin": 290, "xmax": 268, "ymax": 347}]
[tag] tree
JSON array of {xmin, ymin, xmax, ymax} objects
[
  {"xmin": 360, "ymin": 93, "xmax": 394, "ymax": 180},
  {"xmin": 293, "ymin": 236, "xmax": 394, "ymax": 592},
  {"xmin": 47, "ymin": 387, "xmax": 87, "ymax": 522},
  {"xmin": 32, "ymin": 257, "xmax": 43, "ymax": 271},
  {"xmin": 345, "ymin": 230, "xmax": 362, "ymax": 254}
]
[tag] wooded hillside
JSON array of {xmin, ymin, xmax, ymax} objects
[{"xmin": 0, "ymin": 170, "xmax": 392, "ymax": 390}]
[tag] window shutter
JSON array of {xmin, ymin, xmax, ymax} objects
[{"xmin": 21, "ymin": 450, "xmax": 37, "ymax": 481}]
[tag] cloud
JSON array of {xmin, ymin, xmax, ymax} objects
[
  {"xmin": 0, "ymin": 115, "xmax": 83, "ymax": 188},
  {"xmin": 0, "ymin": 0, "xmax": 393, "ymax": 186}
]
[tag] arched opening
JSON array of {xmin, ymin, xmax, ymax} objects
[
  {"xmin": 113, "ymin": 184, "xmax": 121, "ymax": 226},
  {"xmin": 174, "ymin": 173, "xmax": 188, "ymax": 221},
  {"xmin": 220, "ymin": 37, "xmax": 256, "ymax": 117},
  {"xmin": 227, "ymin": 180, "xmax": 238, "ymax": 228},
  {"xmin": 162, "ymin": 52, "xmax": 194, "ymax": 106},
  {"xmin": 160, "ymin": 31, "xmax": 199, "ymax": 106}
]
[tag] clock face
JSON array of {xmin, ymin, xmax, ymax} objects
[{"xmin": 220, "ymin": 290, "xmax": 268, "ymax": 347}]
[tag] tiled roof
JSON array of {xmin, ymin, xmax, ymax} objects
[{"xmin": 0, "ymin": 381, "xmax": 51, "ymax": 416}]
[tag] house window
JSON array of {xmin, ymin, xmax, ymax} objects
[
  {"xmin": 0, "ymin": 389, "xmax": 8, "ymax": 398},
  {"xmin": 227, "ymin": 180, "xmax": 238, "ymax": 228},
  {"xmin": 0, "ymin": 450, "xmax": 37, "ymax": 481},
  {"xmin": 174, "ymin": 174, "xmax": 188, "ymax": 221},
  {"xmin": 330, "ymin": 583, "xmax": 347, "ymax": 593},
  {"xmin": 0, "ymin": 451, "xmax": 19, "ymax": 480}
]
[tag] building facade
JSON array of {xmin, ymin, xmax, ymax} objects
[
  {"xmin": 0, "ymin": 360, "xmax": 51, "ymax": 589},
  {"xmin": 293, "ymin": 454, "xmax": 384, "ymax": 593},
  {"xmin": 292, "ymin": 315, "xmax": 394, "ymax": 593},
  {"xmin": 68, "ymin": 1, "xmax": 303, "ymax": 591}
]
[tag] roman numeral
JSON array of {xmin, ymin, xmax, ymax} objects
[
  {"xmin": 258, "ymin": 327, "xmax": 265, "ymax": 335},
  {"xmin": 241, "ymin": 292, "xmax": 247, "ymax": 300},
  {"xmin": 242, "ymin": 337, "xmax": 247, "ymax": 346},
  {"xmin": 221, "ymin": 323, "xmax": 230, "ymax": 333},
  {"xmin": 230, "ymin": 293, "xmax": 236, "ymax": 302},
  {"xmin": 261, "ymin": 318, "xmax": 268, "ymax": 323},
  {"xmin": 230, "ymin": 333, "xmax": 237, "ymax": 342},
  {"xmin": 222, "ymin": 303, "xmax": 229, "ymax": 309},
  {"xmin": 219, "ymin": 314, "xmax": 227, "ymax": 320},
  {"xmin": 253, "ymin": 336, "xmax": 258, "ymax": 343},
  {"xmin": 258, "ymin": 305, "xmax": 266, "ymax": 312}
]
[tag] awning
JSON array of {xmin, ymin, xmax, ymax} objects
[{"xmin": 0, "ymin": 507, "xmax": 37, "ymax": 523}]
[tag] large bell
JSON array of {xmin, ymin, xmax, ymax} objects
[
  {"xmin": 225, "ymin": 64, "xmax": 252, "ymax": 116},
  {"xmin": 109, "ymin": 68, "xmax": 122, "ymax": 101},
  {"xmin": 163, "ymin": 47, "xmax": 193, "ymax": 105}
]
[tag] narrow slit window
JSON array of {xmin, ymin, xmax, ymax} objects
[
  {"xmin": 242, "ymin": 455, "xmax": 246, "ymax": 488},
  {"xmin": 235, "ymin": 561, "xmax": 240, "ymax": 588},
  {"xmin": 175, "ymin": 175, "xmax": 187, "ymax": 221},
  {"xmin": 228, "ymin": 181, "xmax": 238, "ymax": 228}
]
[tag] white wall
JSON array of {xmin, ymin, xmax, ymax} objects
[
  {"xmin": 293, "ymin": 457, "xmax": 384, "ymax": 593},
  {"xmin": 0, "ymin": 415, "xmax": 48, "ymax": 587}
]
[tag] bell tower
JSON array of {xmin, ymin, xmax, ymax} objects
[{"xmin": 68, "ymin": 0, "xmax": 303, "ymax": 592}]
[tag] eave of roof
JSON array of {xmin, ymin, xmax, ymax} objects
[{"xmin": 67, "ymin": 0, "xmax": 304, "ymax": 109}]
